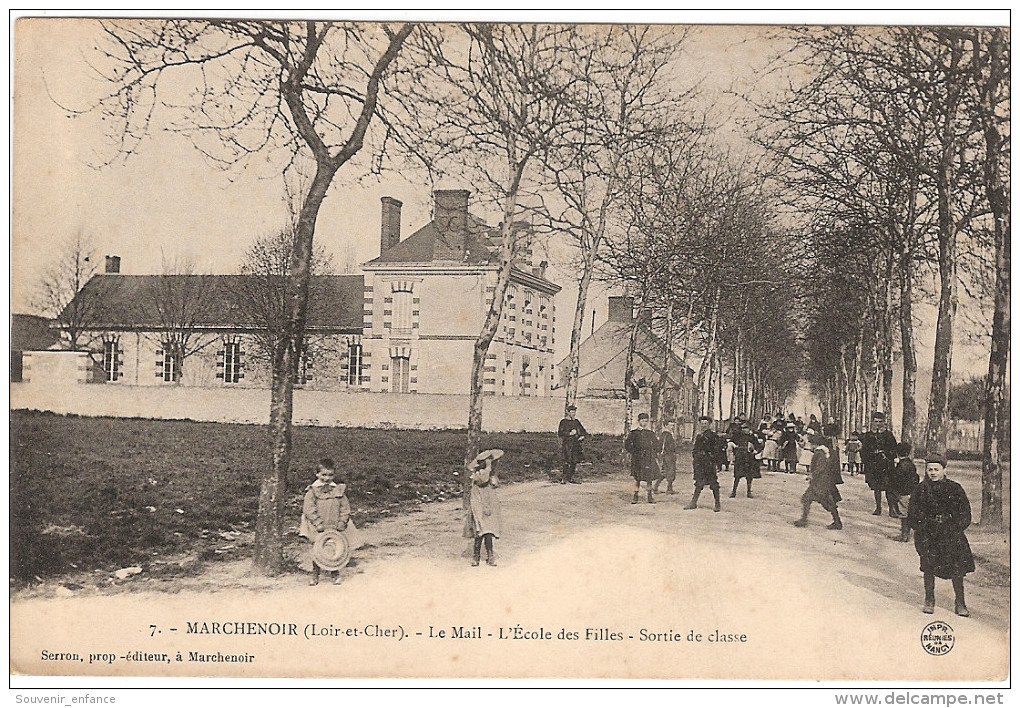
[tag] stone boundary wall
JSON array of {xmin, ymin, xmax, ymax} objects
[{"xmin": 11, "ymin": 382, "xmax": 650, "ymax": 435}]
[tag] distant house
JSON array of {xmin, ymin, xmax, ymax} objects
[
  {"xmin": 558, "ymin": 296, "xmax": 699, "ymax": 422},
  {"xmin": 53, "ymin": 189, "xmax": 561, "ymax": 395},
  {"xmin": 10, "ymin": 314, "xmax": 60, "ymax": 382}
]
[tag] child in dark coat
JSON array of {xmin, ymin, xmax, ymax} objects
[
  {"xmin": 906, "ymin": 454, "xmax": 975, "ymax": 617},
  {"xmin": 793, "ymin": 433, "xmax": 843, "ymax": 530},
  {"xmin": 891, "ymin": 442, "xmax": 920, "ymax": 542}
]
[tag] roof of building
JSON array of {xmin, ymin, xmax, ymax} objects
[
  {"xmin": 61, "ymin": 274, "xmax": 364, "ymax": 331},
  {"xmin": 10, "ymin": 313, "xmax": 60, "ymax": 351},
  {"xmin": 365, "ymin": 213, "xmax": 501, "ymax": 266},
  {"xmin": 558, "ymin": 320, "xmax": 695, "ymax": 396}
]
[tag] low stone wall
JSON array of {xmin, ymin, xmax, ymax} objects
[{"xmin": 11, "ymin": 382, "xmax": 648, "ymax": 435}]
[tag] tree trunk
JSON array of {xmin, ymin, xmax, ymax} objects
[
  {"xmin": 654, "ymin": 301, "xmax": 674, "ymax": 424},
  {"xmin": 563, "ymin": 249, "xmax": 596, "ymax": 413},
  {"xmin": 923, "ymin": 175, "xmax": 958, "ymax": 457},
  {"xmin": 702, "ymin": 287, "xmax": 721, "ymax": 418},
  {"xmin": 254, "ymin": 162, "xmax": 336, "ymax": 575},
  {"xmin": 728, "ymin": 339, "xmax": 739, "ymax": 422},
  {"xmin": 716, "ymin": 352, "xmax": 724, "ymax": 424},
  {"xmin": 679, "ymin": 293, "xmax": 695, "ymax": 427},
  {"xmin": 899, "ymin": 250, "xmax": 918, "ymax": 447},
  {"xmin": 466, "ymin": 162, "xmax": 529, "ymax": 464},
  {"xmin": 623, "ymin": 309, "xmax": 641, "ymax": 435},
  {"xmin": 978, "ymin": 27, "xmax": 1009, "ymax": 528}
]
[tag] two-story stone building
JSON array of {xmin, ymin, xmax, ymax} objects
[
  {"xmin": 55, "ymin": 190, "xmax": 561, "ymax": 397},
  {"xmin": 360, "ymin": 189, "xmax": 560, "ymax": 396}
]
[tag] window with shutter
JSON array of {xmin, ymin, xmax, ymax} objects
[
  {"xmin": 347, "ymin": 342, "xmax": 363, "ymax": 386},
  {"xmin": 222, "ymin": 339, "xmax": 242, "ymax": 384},
  {"xmin": 102, "ymin": 337, "xmax": 122, "ymax": 382}
]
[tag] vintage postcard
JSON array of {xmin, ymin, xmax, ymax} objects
[{"xmin": 9, "ymin": 11, "xmax": 1010, "ymax": 690}]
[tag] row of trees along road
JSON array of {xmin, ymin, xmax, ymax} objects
[
  {"xmin": 756, "ymin": 27, "xmax": 1009, "ymax": 528},
  {"xmin": 52, "ymin": 22, "xmax": 1008, "ymax": 573}
]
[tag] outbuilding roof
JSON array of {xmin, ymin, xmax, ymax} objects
[{"xmin": 60, "ymin": 274, "xmax": 364, "ymax": 331}]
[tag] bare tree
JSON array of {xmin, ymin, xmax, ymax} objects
[
  {"xmin": 136, "ymin": 257, "xmax": 219, "ymax": 383},
  {"xmin": 32, "ymin": 231, "xmax": 104, "ymax": 352},
  {"xmin": 542, "ymin": 25, "xmax": 697, "ymax": 416},
  {"xmin": 83, "ymin": 19, "xmax": 414, "ymax": 573},
  {"xmin": 972, "ymin": 27, "xmax": 1010, "ymax": 528},
  {"xmin": 235, "ymin": 228, "xmax": 335, "ymax": 366},
  {"xmin": 408, "ymin": 24, "xmax": 579, "ymax": 465}
]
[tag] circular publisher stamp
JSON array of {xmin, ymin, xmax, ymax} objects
[{"xmin": 921, "ymin": 621, "xmax": 955, "ymax": 656}]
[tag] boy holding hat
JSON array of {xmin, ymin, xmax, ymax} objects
[
  {"xmin": 906, "ymin": 454, "xmax": 975, "ymax": 616},
  {"xmin": 464, "ymin": 449, "xmax": 505, "ymax": 566},
  {"xmin": 625, "ymin": 412, "xmax": 660, "ymax": 504},
  {"xmin": 557, "ymin": 404, "xmax": 588, "ymax": 484},
  {"xmin": 300, "ymin": 458, "xmax": 351, "ymax": 586}
]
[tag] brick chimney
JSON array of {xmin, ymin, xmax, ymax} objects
[
  {"xmin": 104, "ymin": 255, "xmax": 121, "ymax": 274},
  {"xmin": 607, "ymin": 296, "xmax": 634, "ymax": 323},
  {"xmin": 380, "ymin": 196, "xmax": 402, "ymax": 255},
  {"xmin": 434, "ymin": 189, "xmax": 469, "ymax": 236}
]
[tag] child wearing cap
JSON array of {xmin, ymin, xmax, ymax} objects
[
  {"xmin": 685, "ymin": 415, "xmax": 723, "ymax": 512},
  {"xmin": 779, "ymin": 423, "xmax": 799, "ymax": 474},
  {"xmin": 625, "ymin": 413, "xmax": 660, "ymax": 504},
  {"xmin": 906, "ymin": 455, "xmax": 975, "ymax": 616},
  {"xmin": 890, "ymin": 442, "xmax": 920, "ymax": 542},
  {"xmin": 463, "ymin": 449, "xmax": 504, "ymax": 566},
  {"xmin": 299, "ymin": 458, "xmax": 351, "ymax": 586},
  {"xmin": 557, "ymin": 404, "xmax": 588, "ymax": 484}
]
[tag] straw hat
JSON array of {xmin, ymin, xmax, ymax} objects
[{"xmin": 312, "ymin": 529, "xmax": 352, "ymax": 571}]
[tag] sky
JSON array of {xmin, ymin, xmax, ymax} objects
[{"xmin": 9, "ymin": 11, "xmax": 1006, "ymax": 382}]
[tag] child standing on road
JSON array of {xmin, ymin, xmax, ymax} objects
[
  {"xmin": 299, "ymin": 458, "xmax": 351, "ymax": 586},
  {"xmin": 891, "ymin": 442, "xmax": 920, "ymax": 542},
  {"xmin": 845, "ymin": 432, "xmax": 862, "ymax": 475},
  {"xmin": 464, "ymin": 449, "xmax": 504, "ymax": 567},
  {"xmin": 907, "ymin": 455, "xmax": 975, "ymax": 616}
]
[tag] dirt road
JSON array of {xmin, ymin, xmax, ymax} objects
[{"xmin": 11, "ymin": 459, "xmax": 1009, "ymax": 681}]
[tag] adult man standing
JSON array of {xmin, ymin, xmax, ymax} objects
[
  {"xmin": 557, "ymin": 404, "xmax": 588, "ymax": 484},
  {"xmin": 861, "ymin": 411, "xmax": 898, "ymax": 516},
  {"xmin": 685, "ymin": 415, "xmax": 722, "ymax": 512},
  {"xmin": 625, "ymin": 412, "xmax": 659, "ymax": 504}
]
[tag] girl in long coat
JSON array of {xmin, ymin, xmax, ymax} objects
[
  {"xmin": 779, "ymin": 424, "xmax": 799, "ymax": 474},
  {"xmin": 463, "ymin": 449, "xmax": 504, "ymax": 566},
  {"xmin": 793, "ymin": 433, "xmax": 843, "ymax": 530},
  {"xmin": 907, "ymin": 455, "xmax": 975, "ymax": 616},
  {"xmin": 730, "ymin": 424, "xmax": 763, "ymax": 498}
]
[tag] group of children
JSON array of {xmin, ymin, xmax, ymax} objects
[
  {"xmin": 298, "ymin": 416, "xmax": 976, "ymax": 618},
  {"xmin": 789, "ymin": 422, "xmax": 974, "ymax": 617}
]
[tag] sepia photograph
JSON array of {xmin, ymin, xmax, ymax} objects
[{"xmin": 8, "ymin": 10, "xmax": 1010, "ymax": 695}]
